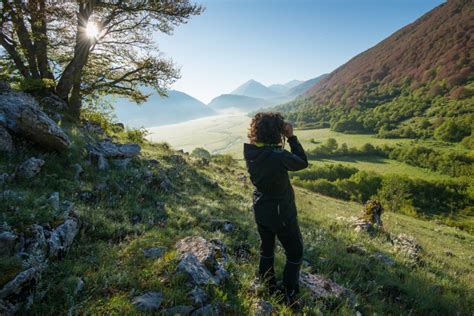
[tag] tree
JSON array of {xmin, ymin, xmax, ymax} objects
[{"xmin": 0, "ymin": 0, "xmax": 203, "ymax": 119}]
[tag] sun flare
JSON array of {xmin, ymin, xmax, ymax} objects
[{"xmin": 85, "ymin": 22, "xmax": 99, "ymax": 39}]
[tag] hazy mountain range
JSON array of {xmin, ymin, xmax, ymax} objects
[{"xmin": 114, "ymin": 76, "xmax": 326, "ymax": 127}]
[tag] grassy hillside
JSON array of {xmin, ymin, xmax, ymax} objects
[{"xmin": 3, "ymin": 129, "xmax": 472, "ymax": 314}]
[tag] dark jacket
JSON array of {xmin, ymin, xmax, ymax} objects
[{"xmin": 244, "ymin": 136, "xmax": 308, "ymax": 229}]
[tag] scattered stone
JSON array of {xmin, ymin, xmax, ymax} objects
[
  {"xmin": 72, "ymin": 163, "xmax": 83, "ymax": 180},
  {"xmin": 0, "ymin": 268, "xmax": 38, "ymax": 300},
  {"xmin": 210, "ymin": 219, "xmax": 234, "ymax": 233},
  {"xmin": 0, "ymin": 231, "xmax": 17, "ymax": 256},
  {"xmin": 48, "ymin": 192, "xmax": 60, "ymax": 211},
  {"xmin": 131, "ymin": 215, "xmax": 141, "ymax": 224},
  {"xmin": 170, "ymin": 155, "xmax": 186, "ymax": 165},
  {"xmin": 0, "ymin": 126, "xmax": 14, "ymax": 153},
  {"xmin": 17, "ymin": 157, "xmax": 44, "ymax": 179},
  {"xmin": 131, "ymin": 292, "xmax": 163, "ymax": 311},
  {"xmin": 0, "ymin": 90, "xmax": 71, "ymax": 151},
  {"xmin": 190, "ymin": 286, "xmax": 208, "ymax": 305},
  {"xmin": 253, "ymin": 299, "xmax": 273, "ymax": 316},
  {"xmin": 391, "ymin": 233, "xmax": 422, "ymax": 262},
  {"xmin": 444, "ymin": 250, "xmax": 454, "ymax": 257},
  {"xmin": 177, "ymin": 253, "xmax": 216, "ymax": 285},
  {"xmin": 147, "ymin": 159, "xmax": 159, "ymax": 165},
  {"xmin": 162, "ymin": 305, "xmax": 194, "ymax": 315},
  {"xmin": 23, "ymin": 224, "xmax": 48, "ymax": 257},
  {"xmin": 346, "ymin": 244, "xmax": 367, "ymax": 255},
  {"xmin": 73, "ymin": 278, "xmax": 85, "ymax": 296},
  {"xmin": 48, "ymin": 218, "xmax": 80, "ymax": 258},
  {"xmin": 176, "ymin": 236, "xmax": 225, "ymax": 269},
  {"xmin": 95, "ymin": 140, "xmax": 141, "ymax": 158},
  {"xmin": 191, "ymin": 304, "xmax": 218, "ymax": 316},
  {"xmin": 143, "ymin": 247, "xmax": 166, "ymax": 259},
  {"xmin": 0, "ymin": 190, "xmax": 25, "ymax": 201},
  {"xmin": 370, "ymin": 252, "xmax": 395, "ymax": 266},
  {"xmin": 300, "ymin": 271, "xmax": 354, "ymax": 305}
]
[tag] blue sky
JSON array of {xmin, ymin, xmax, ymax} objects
[{"xmin": 154, "ymin": 0, "xmax": 445, "ymax": 103}]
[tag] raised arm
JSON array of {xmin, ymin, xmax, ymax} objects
[{"xmin": 281, "ymin": 123, "xmax": 308, "ymax": 171}]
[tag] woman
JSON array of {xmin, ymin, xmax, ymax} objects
[{"xmin": 243, "ymin": 112, "xmax": 308, "ymax": 305}]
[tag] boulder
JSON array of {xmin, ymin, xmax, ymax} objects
[
  {"xmin": 131, "ymin": 292, "xmax": 163, "ymax": 311},
  {"xmin": 17, "ymin": 157, "xmax": 44, "ymax": 179},
  {"xmin": 253, "ymin": 299, "xmax": 273, "ymax": 316},
  {"xmin": 0, "ymin": 231, "xmax": 17, "ymax": 256},
  {"xmin": 0, "ymin": 126, "xmax": 14, "ymax": 153},
  {"xmin": 0, "ymin": 268, "xmax": 38, "ymax": 300},
  {"xmin": 191, "ymin": 304, "xmax": 218, "ymax": 316},
  {"xmin": 391, "ymin": 233, "xmax": 422, "ymax": 262},
  {"xmin": 39, "ymin": 95, "xmax": 67, "ymax": 111},
  {"xmin": 177, "ymin": 253, "xmax": 216, "ymax": 285},
  {"xmin": 352, "ymin": 200, "xmax": 384, "ymax": 235},
  {"xmin": 47, "ymin": 218, "xmax": 80, "ymax": 258},
  {"xmin": 300, "ymin": 272, "xmax": 354, "ymax": 304},
  {"xmin": 346, "ymin": 244, "xmax": 367, "ymax": 255},
  {"xmin": 0, "ymin": 90, "xmax": 70, "ymax": 151},
  {"xmin": 0, "ymin": 80, "xmax": 10, "ymax": 92},
  {"xmin": 95, "ymin": 140, "xmax": 140, "ymax": 158},
  {"xmin": 23, "ymin": 224, "xmax": 48, "ymax": 258},
  {"xmin": 370, "ymin": 252, "xmax": 395, "ymax": 266},
  {"xmin": 176, "ymin": 237, "xmax": 229, "ymax": 285}
]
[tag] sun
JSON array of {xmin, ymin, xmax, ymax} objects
[{"xmin": 85, "ymin": 22, "xmax": 99, "ymax": 39}]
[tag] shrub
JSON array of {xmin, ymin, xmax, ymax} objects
[
  {"xmin": 191, "ymin": 147, "xmax": 212, "ymax": 161},
  {"xmin": 434, "ymin": 119, "xmax": 471, "ymax": 142}
]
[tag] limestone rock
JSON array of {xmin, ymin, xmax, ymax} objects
[
  {"xmin": 191, "ymin": 304, "xmax": 218, "ymax": 316},
  {"xmin": 131, "ymin": 292, "xmax": 163, "ymax": 311},
  {"xmin": 0, "ymin": 268, "xmax": 38, "ymax": 300},
  {"xmin": 0, "ymin": 126, "xmax": 14, "ymax": 153},
  {"xmin": 253, "ymin": 299, "xmax": 273, "ymax": 316},
  {"xmin": 370, "ymin": 252, "xmax": 395, "ymax": 266},
  {"xmin": 177, "ymin": 253, "xmax": 216, "ymax": 285},
  {"xmin": 352, "ymin": 200, "xmax": 384, "ymax": 235},
  {"xmin": 391, "ymin": 233, "xmax": 422, "ymax": 262},
  {"xmin": 0, "ymin": 90, "xmax": 70, "ymax": 151},
  {"xmin": 48, "ymin": 218, "xmax": 80, "ymax": 258},
  {"xmin": 17, "ymin": 157, "xmax": 44, "ymax": 179},
  {"xmin": 300, "ymin": 271, "xmax": 354, "ymax": 304},
  {"xmin": 95, "ymin": 140, "xmax": 140, "ymax": 158},
  {"xmin": 0, "ymin": 231, "xmax": 17, "ymax": 256}
]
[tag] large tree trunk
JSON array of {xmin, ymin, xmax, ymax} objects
[
  {"xmin": 56, "ymin": 1, "xmax": 95, "ymax": 105},
  {"xmin": 28, "ymin": 0, "xmax": 54, "ymax": 81},
  {"xmin": 11, "ymin": 0, "xmax": 40, "ymax": 78}
]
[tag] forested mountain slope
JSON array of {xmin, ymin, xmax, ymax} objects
[{"xmin": 277, "ymin": 0, "xmax": 473, "ymax": 142}]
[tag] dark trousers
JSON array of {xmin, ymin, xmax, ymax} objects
[{"xmin": 257, "ymin": 219, "xmax": 303, "ymax": 294}]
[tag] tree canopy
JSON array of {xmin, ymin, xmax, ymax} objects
[{"xmin": 0, "ymin": 0, "xmax": 203, "ymax": 118}]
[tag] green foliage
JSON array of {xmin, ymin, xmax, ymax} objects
[
  {"xmin": 434, "ymin": 118, "xmax": 472, "ymax": 142},
  {"xmin": 18, "ymin": 78, "xmax": 55, "ymax": 92},
  {"xmin": 376, "ymin": 175, "xmax": 413, "ymax": 213},
  {"xmin": 292, "ymin": 163, "xmax": 358, "ymax": 181},
  {"xmin": 81, "ymin": 96, "xmax": 117, "ymax": 132},
  {"xmin": 191, "ymin": 147, "xmax": 212, "ymax": 161},
  {"xmin": 126, "ymin": 128, "xmax": 148, "ymax": 144},
  {"xmin": 212, "ymin": 154, "xmax": 236, "ymax": 167},
  {"xmin": 307, "ymin": 138, "xmax": 388, "ymax": 159}
]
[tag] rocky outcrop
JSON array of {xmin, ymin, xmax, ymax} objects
[
  {"xmin": 87, "ymin": 139, "xmax": 141, "ymax": 170},
  {"xmin": 391, "ymin": 233, "xmax": 423, "ymax": 262},
  {"xmin": 0, "ymin": 90, "xmax": 70, "ymax": 151},
  {"xmin": 253, "ymin": 299, "xmax": 273, "ymax": 316},
  {"xmin": 352, "ymin": 200, "xmax": 384, "ymax": 235},
  {"xmin": 0, "ymin": 268, "xmax": 38, "ymax": 300},
  {"xmin": 0, "ymin": 231, "xmax": 17, "ymax": 256},
  {"xmin": 175, "ymin": 236, "xmax": 229, "ymax": 285},
  {"xmin": 47, "ymin": 218, "xmax": 80, "ymax": 258},
  {"xmin": 17, "ymin": 157, "xmax": 44, "ymax": 179},
  {"xmin": 300, "ymin": 272, "xmax": 354, "ymax": 305},
  {"xmin": 132, "ymin": 292, "xmax": 163, "ymax": 311}
]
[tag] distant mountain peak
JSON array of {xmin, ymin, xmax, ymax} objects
[{"xmin": 231, "ymin": 79, "xmax": 279, "ymax": 99}]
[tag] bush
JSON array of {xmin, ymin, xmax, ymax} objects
[
  {"xmin": 292, "ymin": 164, "xmax": 358, "ymax": 181},
  {"xmin": 191, "ymin": 147, "xmax": 212, "ymax": 161},
  {"xmin": 126, "ymin": 128, "xmax": 148, "ymax": 144},
  {"xmin": 212, "ymin": 154, "xmax": 236, "ymax": 167},
  {"xmin": 434, "ymin": 119, "xmax": 471, "ymax": 142}
]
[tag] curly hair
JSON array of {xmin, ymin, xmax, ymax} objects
[{"xmin": 248, "ymin": 112, "xmax": 285, "ymax": 145}]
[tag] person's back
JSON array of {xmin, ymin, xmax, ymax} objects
[{"xmin": 243, "ymin": 112, "xmax": 308, "ymax": 307}]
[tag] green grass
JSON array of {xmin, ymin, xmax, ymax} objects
[
  {"xmin": 3, "ymin": 121, "xmax": 472, "ymax": 314},
  {"xmin": 308, "ymin": 156, "xmax": 453, "ymax": 181}
]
